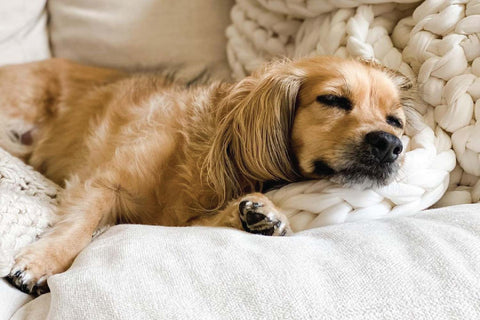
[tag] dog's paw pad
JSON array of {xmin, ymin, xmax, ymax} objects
[
  {"xmin": 239, "ymin": 200, "xmax": 290, "ymax": 236},
  {"xmin": 7, "ymin": 267, "xmax": 50, "ymax": 296}
]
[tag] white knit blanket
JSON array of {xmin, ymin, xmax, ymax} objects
[
  {"xmin": 227, "ymin": 0, "xmax": 479, "ymax": 231},
  {"xmin": 0, "ymin": 147, "xmax": 60, "ymax": 277}
]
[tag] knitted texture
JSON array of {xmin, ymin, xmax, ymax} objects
[
  {"xmin": 225, "ymin": 0, "xmax": 478, "ymax": 231},
  {"xmin": 0, "ymin": 147, "xmax": 60, "ymax": 276},
  {"xmin": 402, "ymin": 0, "xmax": 480, "ymax": 205}
]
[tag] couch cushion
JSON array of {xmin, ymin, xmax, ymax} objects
[
  {"xmin": 0, "ymin": 1, "xmax": 50, "ymax": 65},
  {"xmin": 12, "ymin": 204, "xmax": 480, "ymax": 319},
  {"xmin": 0, "ymin": 279, "xmax": 32, "ymax": 320},
  {"xmin": 48, "ymin": 0, "xmax": 234, "ymax": 78}
]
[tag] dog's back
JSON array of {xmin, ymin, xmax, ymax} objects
[{"xmin": 0, "ymin": 59, "xmax": 229, "ymax": 227}]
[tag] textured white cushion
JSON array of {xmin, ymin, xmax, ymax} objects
[
  {"xmin": 48, "ymin": 0, "xmax": 234, "ymax": 77},
  {"xmin": 12, "ymin": 204, "xmax": 480, "ymax": 320},
  {"xmin": 0, "ymin": 1, "xmax": 50, "ymax": 65},
  {"xmin": 0, "ymin": 279, "xmax": 32, "ymax": 320}
]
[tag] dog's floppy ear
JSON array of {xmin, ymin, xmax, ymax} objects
[{"xmin": 204, "ymin": 60, "xmax": 304, "ymax": 207}]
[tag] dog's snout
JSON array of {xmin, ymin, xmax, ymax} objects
[{"xmin": 365, "ymin": 131, "xmax": 402, "ymax": 163}]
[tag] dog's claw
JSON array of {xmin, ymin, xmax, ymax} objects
[{"xmin": 7, "ymin": 267, "xmax": 50, "ymax": 296}]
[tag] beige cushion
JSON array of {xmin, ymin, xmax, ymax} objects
[
  {"xmin": 0, "ymin": 1, "xmax": 50, "ymax": 65},
  {"xmin": 48, "ymin": 0, "xmax": 234, "ymax": 78},
  {"xmin": 11, "ymin": 204, "xmax": 480, "ymax": 319}
]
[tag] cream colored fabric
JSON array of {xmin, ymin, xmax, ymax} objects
[
  {"xmin": 11, "ymin": 204, "xmax": 480, "ymax": 320},
  {"xmin": 0, "ymin": 279, "xmax": 32, "ymax": 320},
  {"xmin": 9, "ymin": 294, "xmax": 49, "ymax": 320},
  {"xmin": 0, "ymin": 1, "xmax": 50, "ymax": 65},
  {"xmin": 48, "ymin": 0, "xmax": 234, "ymax": 78}
]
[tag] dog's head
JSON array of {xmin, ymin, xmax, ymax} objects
[
  {"xmin": 209, "ymin": 56, "xmax": 415, "ymax": 202},
  {"xmin": 291, "ymin": 56, "xmax": 411, "ymax": 187}
]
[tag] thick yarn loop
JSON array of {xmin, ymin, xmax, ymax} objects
[
  {"xmin": 0, "ymin": 147, "xmax": 60, "ymax": 276},
  {"xmin": 254, "ymin": 0, "xmax": 420, "ymax": 18},
  {"xmin": 226, "ymin": 0, "xmax": 472, "ymax": 231},
  {"xmin": 402, "ymin": 0, "xmax": 480, "ymax": 203}
]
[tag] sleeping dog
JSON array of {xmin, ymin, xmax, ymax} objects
[{"xmin": 0, "ymin": 56, "xmax": 415, "ymax": 294}]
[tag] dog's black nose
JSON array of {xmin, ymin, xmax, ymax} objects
[{"xmin": 365, "ymin": 131, "xmax": 403, "ymax": 163}]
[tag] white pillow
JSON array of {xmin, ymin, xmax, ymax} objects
[
  {"xmin": 0, "ymin": 1, "xmax": 50, "ymax": 65},
  {"xmin": 12, "ymin": 204, "xmax": 480, "ymax": 319},
  {"xmin": 0, "ymin": 279, "xmax": 32, "ymax": 320},
  {"xmin": 48, "ymin": 0, "xmax": 234, "ymax": 77}
]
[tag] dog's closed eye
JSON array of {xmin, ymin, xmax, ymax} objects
[
  {"xmin": 316, "ymin": 95, "xmax": 352, "ymax": 111},
  {"xmin": 386, "ymin": 115, "xmax": 403, "ymax": 129}
]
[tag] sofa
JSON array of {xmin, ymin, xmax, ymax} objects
[{"xmin": 1, "ymin": 0, "xmax": 480, "ymax": 319}]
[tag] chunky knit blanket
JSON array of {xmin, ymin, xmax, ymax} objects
[
  {"xmin": 0, "ymin": 147, "xmax": 60, "ymax": 277},
  {"xmin": 227, "ymin": 0, "xmax": 479, "ymax": 231}
]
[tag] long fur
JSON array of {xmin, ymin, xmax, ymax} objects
[
  {"xmin": 0, "ymin": 56, "xmax": 413, "ymax": 293},
  {"xmin": 203, "ymin": 60, "xmax": 305, "ymax": 212}
]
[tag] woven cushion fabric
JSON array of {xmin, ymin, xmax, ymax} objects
[
  {"xmin": 11, "ymin": 204, "xmax": 480, "ymax": 319},
  {"xmin": 47, "ymin": 0, "xmax": 234, "ymax": 78}
]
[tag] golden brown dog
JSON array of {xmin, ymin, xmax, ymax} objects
[{"xmin": 0, "ymin": 56, "xmax": 413, "ymax": 294}]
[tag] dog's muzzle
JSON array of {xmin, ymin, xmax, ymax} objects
[{"xmin": 325, "ymin": 131, "xmax": 403, "ymax": 187}]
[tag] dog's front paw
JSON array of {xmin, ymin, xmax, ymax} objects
[
  {"xmin": 239, "ymin": 196, "xmax": 291, "ymax": 236},
  {"xmin": 8, "ymin": 257, "xmax": 50, "ymax": 295},
  {"xmin": 7, "ymin": 242, "xmax": 67, "ymax": 295},
  {"xmin": 7, "ymin": 268, "xmax": 49, "ymax": 296}
]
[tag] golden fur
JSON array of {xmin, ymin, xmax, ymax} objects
[{"xmin": 0, "ymin": 56, "xmax": 412, "ymax": 294}]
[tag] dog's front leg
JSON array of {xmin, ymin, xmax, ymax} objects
[
  {"xmin": 192, "ymin": 193, "xmax": 291, "ymax": 236},
  {"xmin": 7, "ymin": 177, "xmax": 116, "ymax": 295}
]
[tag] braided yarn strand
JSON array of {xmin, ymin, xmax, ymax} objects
[{"xmin": 403, "ymin": 0, "xmax": 480, "ymax": 205}]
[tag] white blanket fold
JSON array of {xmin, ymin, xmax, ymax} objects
[{"xmin": 11, "ymin": 204, "xmax": 480, "ymax": 320}]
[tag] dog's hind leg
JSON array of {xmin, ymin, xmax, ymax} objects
[
  {"xmin": 0, "ymin": 58, "xmax": 125, "ymax": 161},
  {"xmin": 0, "ymin": 60, "xmax": 62, "ymax": 159},
  {"xmin": 0, "ymin": 117, "xmax": 35, "ymax": 160}
]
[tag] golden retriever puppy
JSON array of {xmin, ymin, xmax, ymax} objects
[{"xmin": 0, "ymin": 56, "xmax": 412, "ymax": 294}]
